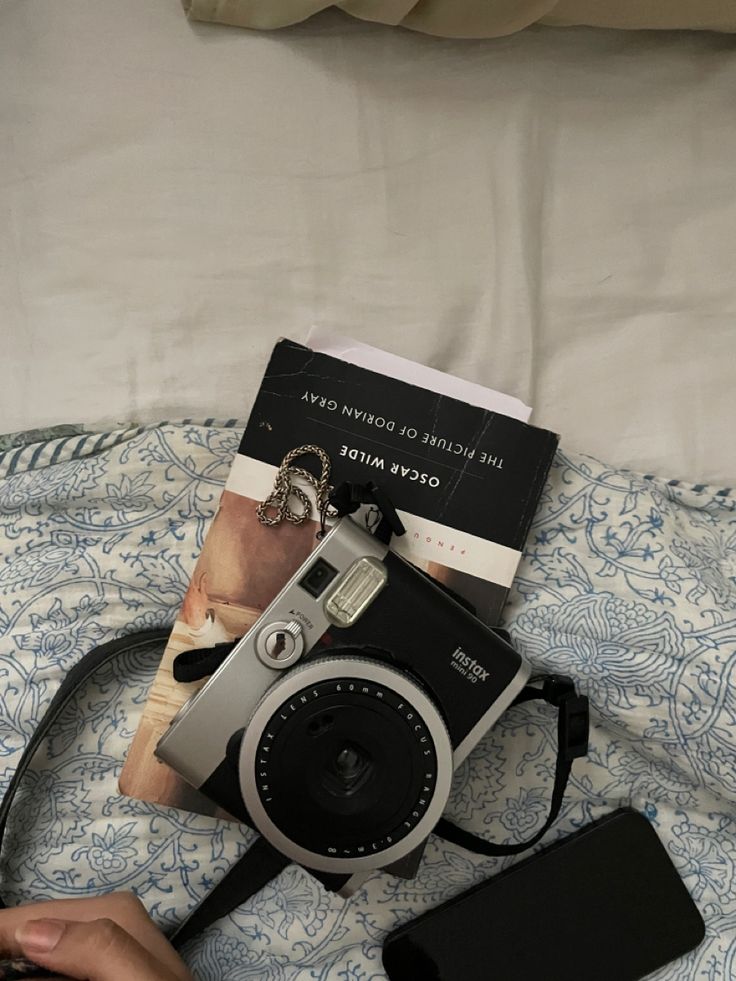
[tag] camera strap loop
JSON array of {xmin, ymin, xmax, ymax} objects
[
  {"xmin": 172, "ymin": 639, "xmax": 239, "ymax": 683},
  {"xmin": 435, "ymin": 678, "xmax": 589, "ymax": 857},
  {"xmin": 328, "ymin": 480, "xmax": 406, "ymax": 544}
]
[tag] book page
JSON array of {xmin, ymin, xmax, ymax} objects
[{"xmin": 306, "ymin": 327, "xmax": 532, "ymax": 422}]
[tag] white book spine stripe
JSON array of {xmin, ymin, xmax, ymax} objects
[{"xmin": 226, "ymin": 454, "xmax": 521, "ymax": 588}]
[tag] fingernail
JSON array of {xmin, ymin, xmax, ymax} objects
[{"xmin": 16, "ymin": 918, "xmax": 67, "ymax": 952}]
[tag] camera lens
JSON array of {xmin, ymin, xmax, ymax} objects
[
  {"xmin": 255, "ymin": 681, "xmax": 432, "ymax": 857},
  {"xmin": 298, "ymin": 558, "xmax": 338, "ymax": 598},
  {"xmin": 240, "ymin": 656, "xmax": 453, "ymax": 872},
  {"xmin": 323, "ymin": 742, "xmax": 373, "ymax": 797}
]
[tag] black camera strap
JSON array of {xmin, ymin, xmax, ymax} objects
[
  {"xmin": 436, "ymin": 677, "xmax": 589, "ymax": 856},
  {"xmin": 172, "ymin": 639, "xmax": 240, "ymax": 683},
  {"xmin": 0, "ymin": 631, "xmax": 167, "ymax": 908},
  {"xmin": 327, "ymin": 480, "xmax": 405, "ymax": 544},
  {"xmin": 0, "ymin": 630, "xmax": 289, "ymax": 952},
  {"xmin": 0, "ymin": 630, "xmax": 588, "ymax": 952},
  {"xmin": 0, "ymin": 633, "xmax": 174, "ymax": 864}
]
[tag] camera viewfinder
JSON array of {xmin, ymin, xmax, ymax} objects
[{"xmin": 299, "ymin": 558, "xmax": 339, "ymax": 598}]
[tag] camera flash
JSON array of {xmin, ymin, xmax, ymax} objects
[{"xmin": 324, "ymin": 556, "xmax": 387, "ymax": 627}]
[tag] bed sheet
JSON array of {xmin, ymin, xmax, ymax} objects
[
  {"xmin": 1, "ymin": 2, "xmax": 735, "ymax": 485},
  {"xmin": 1, "ymin": 424, "xmax": 735, "ymax": 980}
]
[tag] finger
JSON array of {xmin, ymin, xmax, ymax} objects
[
  {"xmin": 14, "ymin": 917, "xmax": 184, "ymax": 981},
  {"xmin": 0, "ymin": 894, "xmax": 187, "ymax": 979}
]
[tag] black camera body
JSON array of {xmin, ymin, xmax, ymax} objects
[{"xmin": 156, "ymin": 517, "xmax": 529, "ymax": 883}]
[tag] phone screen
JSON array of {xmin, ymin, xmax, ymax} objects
[{"xmin": 383, "ymin": 810, "xmax": 704, "ymax": 981}]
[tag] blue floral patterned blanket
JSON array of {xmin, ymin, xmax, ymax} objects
[{"xmin": 0, "ymin": 423, "xmax": 734, "ymax": 980}]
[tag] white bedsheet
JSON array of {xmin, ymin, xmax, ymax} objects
[{"xmin": 1, "ymin": 1, "xmax": 735, "ymax": 484}]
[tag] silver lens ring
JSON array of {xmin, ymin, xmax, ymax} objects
[{"xmin": 239, "ymin": 656, "xmax": 453, "ymax": 874}]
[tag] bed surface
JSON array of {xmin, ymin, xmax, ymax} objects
[
  {"xmin": 2, "ymin": 1, "xmax": 735, "ymax": 484},
  {"xmin": 1, "ymin": 424, "xmax": 734, "ymax": 980},
  {"xmin": 2, "ymin": 9, "xmax": 736, "ymax": 977}
]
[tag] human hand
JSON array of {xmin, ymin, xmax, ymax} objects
[{"xmin": 0, "ymin": 893, "xmax": 192, "ymax": 981}]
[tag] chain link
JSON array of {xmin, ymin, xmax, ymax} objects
[{"xmin": 256, "ymin": 445, "xmax": 335, "ymax": 529}]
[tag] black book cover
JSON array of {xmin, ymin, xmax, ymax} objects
[{"xmin": 233, "ymin": 339, "xmax": 558, "ymax": 625}]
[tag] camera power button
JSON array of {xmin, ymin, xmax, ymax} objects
[{"xmin": 256, "ymin": 620, "xmax": 305, "ymax": 670}]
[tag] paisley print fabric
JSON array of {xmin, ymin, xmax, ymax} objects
[{"xmin": 0, "ymin": 424, "xmax": 734, "ymax": 979}]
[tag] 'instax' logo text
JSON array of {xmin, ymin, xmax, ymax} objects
[{"xmin": 450, "ymin": 647, "xmax": 489, "ymax": 683}]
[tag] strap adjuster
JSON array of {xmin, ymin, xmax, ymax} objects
[
  {"xmin": 560, "ymin": 693, "xmax": 590, "ymax": 762},
  {"xmin": 542, "ymin": 674, "xmax": 577, "ymax": 706}
]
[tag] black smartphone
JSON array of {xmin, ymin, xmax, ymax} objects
[{"xmin": 383, "ymin": 809, "xmax": 705, "ymax": 981}]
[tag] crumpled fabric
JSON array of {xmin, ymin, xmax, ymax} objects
[
  {"xmin": 0, "ymin": 422, "xmax": 735, "ymax": 978},
  {"xmin": 183, "ymin": 0, "xmax": 736, "ymax": 37}
]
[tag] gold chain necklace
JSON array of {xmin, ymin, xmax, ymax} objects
[{"xmin": 256, "ymin": 444, "xmax": 335, "ymax": 529}]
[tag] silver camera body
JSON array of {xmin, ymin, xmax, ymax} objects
[{"xmin": 156, "ymin": 517, "xmax": 529, "ymax": 880}]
